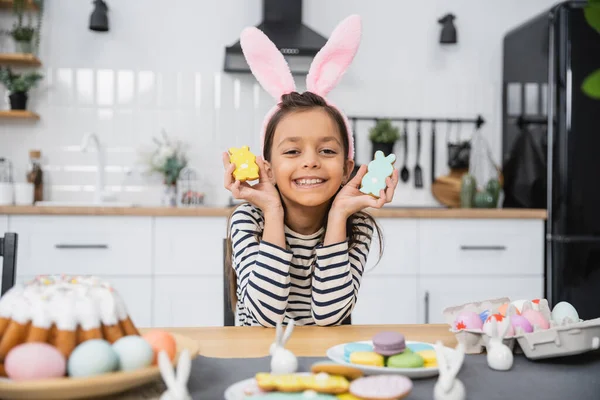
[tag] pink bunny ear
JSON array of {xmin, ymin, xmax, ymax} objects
[
  {"xmin": 306, "ymin": 15, "xmax": 362, "ymax": 97},
  {"xmin": 240, "ymin": 27, "xmax": 296, "ymax": 100}
]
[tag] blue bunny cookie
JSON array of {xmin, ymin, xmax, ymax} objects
[{"xmin": 359, "ymin": 151, "xmax": 396, "ymax": 198}]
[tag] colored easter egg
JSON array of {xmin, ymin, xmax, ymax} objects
[
  {"xmin": 551, "ymin": 301, "xmax": 580, "ymax": 324},
  {"xmin": 521, "ymin": 309, "xmax": 550, "ymax": 330},
  {"xmin": 453, "ymin": 310, "xmax": 483, "ymax": 330},
  {"xmin": 510, "ymin": 314, "xmax": 534, "ymax": 333},
  {"xmin": 112, "ymin": 335, "xmax": 155, "ymax": 371},
  {"xmin": 483, "ymin": 313, "xmax": 515, "ymax": 337},
  {"xmin": 5, "ymin": 343, "xmax": 66, "ymax": 381},
  {"xmin": 67, "ymin": 339, "xmax": 118, "ymax": 377},
  {"xmin": 142, "ymin": 330, "xmax": 177, "ymax": 363}
]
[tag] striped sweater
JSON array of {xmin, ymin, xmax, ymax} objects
[{"xmin": 229, "ymin": 203, "xmax": 375, "ymax": 327}]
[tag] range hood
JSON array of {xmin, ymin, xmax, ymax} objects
[{"xmin": 224, "ymin": 0, "xmax": 328, "ymax": 75}]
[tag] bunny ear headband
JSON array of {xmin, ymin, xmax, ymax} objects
[{"xmin": 239, "ymin": 14, "xmax": 362, "ymax": 160}]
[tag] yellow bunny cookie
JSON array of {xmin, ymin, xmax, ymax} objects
[
  {"xmin": 228, "ymin": 145, "xmax": 260, "ymax": 181},
  {"xmin": 255, "ymin": 372, "xmax": 349, "ymax": 394}
]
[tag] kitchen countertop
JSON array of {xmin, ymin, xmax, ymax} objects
[
  {"xmin": 151, "ymin": 324, "xmax": 457, "ymax": 358},
  {"xmin": 0, "ymin": 205, "xmax": 547, "ymax": 219}
]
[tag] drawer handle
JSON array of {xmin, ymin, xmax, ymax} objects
[
  {"xmin": 424, "ymin": 291, "xmax": 430, "ymax": 324},
  {"xmin": 55, "ymin": 244, "xmax": 109, "ymax": 249},
  {"xmin": 460, "ymin": 245, "xmax": 506, "ymax": 251}
]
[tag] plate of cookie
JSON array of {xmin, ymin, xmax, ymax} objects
[
  {"xmin": 224, "ymin": 362, "xmax": 414, "ymax": 400},
  {"xmin": 326, "ymin": 332, "xmax": 452, "ymax": 379}
]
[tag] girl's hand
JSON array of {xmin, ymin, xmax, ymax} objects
[
  {"xmin": 222, "ymin": 152, "xmax": 282, "ymax": 213},
  {"xmin": 330, "ymin": 164, "xmax": 399, "ymax": 219}
]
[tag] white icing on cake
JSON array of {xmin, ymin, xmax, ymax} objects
[{"xmin": 0, "ymin": 275, "xmax": 131, "ymax": 331}]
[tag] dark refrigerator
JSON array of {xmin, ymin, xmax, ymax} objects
[{"xmin": 502, "ymin": 1, "xmax": 600, "ymax": 320}]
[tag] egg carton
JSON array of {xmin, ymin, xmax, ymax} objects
[{"xmin": 443, "ymin": 297, "xmax": 600, "ymax": 359}]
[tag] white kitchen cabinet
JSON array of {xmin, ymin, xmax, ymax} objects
[
  {"xmin": 153, "ymin": 277, "xmax": 224, "ymax": 327},
  {"xmin": 9, "ymin": 216, "xmax": 153, "ymax": 278},
  {"xmin": 352, "ymin": 276, "xmax": 418, "ymax": 325},
  {"xmin": 364, "ymin": 218, "xmax": 418, "ymax": 276},
  {"xmin": 419, "ymin": 219, "xmax": 544, "ymax": 276},
  {"xmin": 416, "ymin": 276, "xmax": 544, "ymax": 324},
  {"xmin": 16, "ymin": 275, "xmax": 153, "ymax": 328},
  {"xmin": 154, "ymin": 216, "xmax": 227, "ymax": 276}
]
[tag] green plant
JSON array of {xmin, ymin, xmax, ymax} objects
[
  {"xmin": 9, "ymin": 0, "xmax": 40, "ymax": 43},
  {"xmin": 145, "ymin": 130, "xmax": 188, "ymax": 186},
  {"xmin": 583, "ymin": 0, "xmax": 600, "ymax": 99},
  {"xmin": 368, "ymin": 119, "xmax": 400, "ymax": 144},
  {"xmin": 0, "ymin": 67, "xmax": 43, "ymax": 93}
]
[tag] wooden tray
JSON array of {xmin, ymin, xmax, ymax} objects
[{"xmin": 0, "ymin": 333, "xmax": 200, "ymax": 400}]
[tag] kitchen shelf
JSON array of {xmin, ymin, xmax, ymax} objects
[
  {"xmin": 0, "ymin": 110, "xmax": 40, "ymax": 120},
  {"xmin": 0, "ymin": 53, "xmax": 41, "ymax": 66},
  {"xmin": 0, "ymin": 0, "xmax": 38, "ymax": 10}
]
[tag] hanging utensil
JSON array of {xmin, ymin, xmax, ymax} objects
[
  {"xmin": 400, "ymin": 120, "xmax": 410, "ymax": 183},
  {"xmin": 430, "ymin": 121, "xmax": 436, "ymax": 185},
  {"xmin": 414, "ymin": 120, "xmax": 423, "ymax": 188}
]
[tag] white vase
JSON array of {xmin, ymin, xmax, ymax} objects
[
  {"xmin": 14, "ymin": 40, "xmax": 33, "ymax": 54},
  {"xmin": 162, "ymin": 184, "xmax": 177, "ymax": 207}
]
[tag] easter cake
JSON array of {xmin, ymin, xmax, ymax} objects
[{"xmin": 0, "ymin": 275, "xmax": 146, "ymax": 378}]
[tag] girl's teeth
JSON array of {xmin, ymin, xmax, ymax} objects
[{"xmin": 296, "ymin": 179, "xmax": 323, "ymax": 185}]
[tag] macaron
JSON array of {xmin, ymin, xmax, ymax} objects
[
  {"xmin": 349, "ymin": 351, "xmax": 384, "ymax": 367},
  {"xmin": 343, "ymin": 342, "xmax": 374, "ymax": 362},
  {"xmin": 416, "ymin": 350, "xmax": 437, "ymax": 367},
  {"xmin": 387, "ymin": 351, "xmax": 425, "ymax": 369},
  {"xmin": 372, "ymin": 331, "xmax": 406, "ymax": 356},
  {"xmin": 406, "ymin": 342, "xmax": 434, "ymax": 352}
]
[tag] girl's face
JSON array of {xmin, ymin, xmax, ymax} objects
[{"xmin": 265, "ymin": 108, "xmax": 354, "ymax": 209}]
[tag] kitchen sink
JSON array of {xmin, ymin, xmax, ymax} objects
[{"xmin": 35, "ymin": 201, "xmax": 135, "ymax": 207}]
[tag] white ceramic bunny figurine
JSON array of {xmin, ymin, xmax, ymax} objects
[
  {"xmin": 486, "ymin": 317, "xmax": 514, "ymax": 371},
  {"xmin": 433, "ymin": 341, "xmax": 466, "ymax": 400},
  {"xmin": 159, "ymin": 349, "xmax": 192, "ymax": 400},
  {"xmin": 269, "ymin": 318, "xmax": 298, "ymax": 375}
]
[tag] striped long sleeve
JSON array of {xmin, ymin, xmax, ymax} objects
[
  {"xmin": 311, "ymin": 218, "xmax": 374, "ymax": 326},
  {"xmin": 229, "ymin": 204, "xmax": 293, "ymax": 327}
]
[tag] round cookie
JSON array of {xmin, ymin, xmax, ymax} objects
[
  {"xmin": 416, "ymin": 350, "xmax": 437, "ymax": 367},
  {"xmin": 349, "ymin": 351, "xmax": 384, "ymax": 367},
  {"xmin": 386, "ymin": 352, "xmax": 424, "ymax": 369},
  {"xmin": 372, "ymin": 331, "xmax": 406, "ymax": 356},
  {"xmin": 349, "ymin": 375, "xmax": 413, "ymax": 400},
  {"xmin": 406, "ymin": 342, "xmax": 434, "ymax": 352},
  {"xmin": 344, "ymin": 343, "xmax": 374, "ymax": 362},
  {"xmin": 311, "ymin": 362, "xmax": 364, "ymax": 380},
  {"xmin": 249, "ymin": 391, "xmax": 338, "ymax": 399}
]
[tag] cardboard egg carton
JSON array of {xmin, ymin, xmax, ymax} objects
[{"xmin": 443, "ymin": 297, "xmax": 600, "ymax": 359}]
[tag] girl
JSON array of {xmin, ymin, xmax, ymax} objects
[{"xmin": 222, "ymin": 15, "xmax": 398, "ymax": 327}]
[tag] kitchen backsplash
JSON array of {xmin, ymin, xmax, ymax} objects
[{"xmin": 0, "ymin": 0, "xmax": 557, "ymax": 207}]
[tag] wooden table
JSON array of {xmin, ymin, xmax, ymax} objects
[{"xmin": 151, "ymin": 324, "xmax": 457, "ymax": 358}]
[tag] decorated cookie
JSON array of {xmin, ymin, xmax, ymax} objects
[
  {"xmin": 349, "ymin": 375, "xmax": 413, "ymax": 400},
  {"xmin": 255, "ymin": 373, "xmax": 350, "ymax": 394},
  {"xmin": 359, "ymin": 151, "xmax": 396, "ymax": 198},
  {"xmin": 349, "ymin": 351, "xmax": 384, "ymax": 367},
  {"xmin": 249, "ymin": 391, "xmax": 338, "ymax": 399},
  {"xmin": 310, "ymin": 361, "xmax": 363, "ymax": 380},
  {"xmin": 386, "ymin": 351, "xmax": 424, "ymax": 369},
  {"xmin": 228, "ymin": 145, "xmax": 260, "ymax": 181}
]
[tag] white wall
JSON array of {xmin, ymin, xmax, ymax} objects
[{"xmin": 0, "ymin": 0, "xmax": 557, "ymax": 207}]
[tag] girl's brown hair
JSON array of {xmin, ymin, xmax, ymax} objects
[{"xmin": 225, "ymin": 91, "xmax": 384, "ymax": 313}]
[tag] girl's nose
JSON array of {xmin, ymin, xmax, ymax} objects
[{"xmin": 302, "ymin": 152, "xmax": 320, "ymax": 169}]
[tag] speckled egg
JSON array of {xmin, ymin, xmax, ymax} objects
[
  {"xmin": 552, "ymin": 301, "xmax": 580, "ymax": 324},
  {"xmin": 112, "ymin": 335, "xmax": 154, "ymax": 371},
  {"xmin": 510, "ymin": 314, "xmax": 534, "ymax": 334},
  {"xmin": 142, "ymin": 330, "xmax": 177, "ymax": 364},
  {"xmin": 521, "ymin": 309, "xmax": 550, "ymax": 330},
  {"xmin": 67, "ymin": 339, "xmax": 118, "ymax": 377},
  {"xmin": 453, "ymin": 310, "xmax": 483, "ymax": 330},
  {"xmin": 5, "ymin": 343, "xmax": 66, "ymax": 381}
]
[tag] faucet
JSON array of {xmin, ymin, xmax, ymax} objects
[{"xmin": 80, "ymin": 132, "xmax": 114, "ymax": 204}]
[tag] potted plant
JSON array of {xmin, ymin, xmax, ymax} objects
[
  {"xmin": 145, "ymin": 130, "xmax": 188, "ymax": 207},
  {"xmin": 10, "ymin": 0, "xmax": 36, "ymax": 54},
  {"xmin": 368, "ymin": 119, "xmax": 400, "ymax": 156},
  {"xmin": 0, "ymin": 67, "xmax": 43, "ymax": 110}
]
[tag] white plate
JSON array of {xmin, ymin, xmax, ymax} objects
[{"xmin": 326, "ymin": 340, "xmax": 452, "ymax": 379}]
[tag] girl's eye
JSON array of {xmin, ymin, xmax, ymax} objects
[
  {"xmin": 283, "ymin": 149, "xmax": 299, "ymax": 155},
  {"xmin": 320, "ymin": 149, "xmax": 337, "ymax": 155}
]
